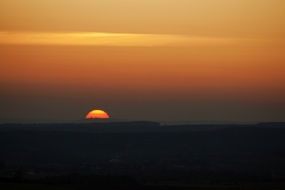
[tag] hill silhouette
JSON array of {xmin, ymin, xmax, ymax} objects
[{"xmin": 1, "ymin": 122, "xmax": 285, "ymax": 189}]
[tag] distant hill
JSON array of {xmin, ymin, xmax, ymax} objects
[
  {"xmin": 257, "ymin": 122, "xmax": 285, "ymax": 127},
  {"xmin": 1, "ymin": 122, "xmax": 285, "ymax": 186}
]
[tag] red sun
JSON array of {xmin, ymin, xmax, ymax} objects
[{"xmin": 86, "ymin": 109, "xmax": 110, "ymax": 119}]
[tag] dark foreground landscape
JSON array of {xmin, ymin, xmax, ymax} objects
[{"xmin": 1, "ymin": 122, "xmax": 285, "ymax": 190}]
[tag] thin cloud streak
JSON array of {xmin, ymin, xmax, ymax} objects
[{"xmin": 0, "ymin": 31, "xmax": 248, "ymax": 47}]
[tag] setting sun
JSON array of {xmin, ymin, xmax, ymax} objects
[{"xmin": 86, "ymin": 109, "xmax": 110, "ymax": 119}]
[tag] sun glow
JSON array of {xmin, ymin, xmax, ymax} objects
[{"xmin": 86, "ymin": 109, "xmax": 110, "ymax": 119}]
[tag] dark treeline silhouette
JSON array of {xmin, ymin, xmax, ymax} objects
[{"xmin": 1, "ymin": 122, "xmax": 285, "ymax": 189}]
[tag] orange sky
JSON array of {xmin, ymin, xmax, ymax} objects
[{"xmin": 0, "ymin": 0, "xmax": 285, "ymax": 122}]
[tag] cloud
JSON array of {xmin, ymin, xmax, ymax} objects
[{"xmin": 0, "ymin": 31, "xmax": 246, "ymax": 47}]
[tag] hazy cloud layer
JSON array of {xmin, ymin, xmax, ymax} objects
[{"xmin": 0, "ymin": 31, "xmax": 250, "ymax": 47}]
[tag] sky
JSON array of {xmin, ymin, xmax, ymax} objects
[{"xmin": 0, "ymin": 0, "xmax": 285, "ymax": 123}]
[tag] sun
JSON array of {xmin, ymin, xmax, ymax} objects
[{"xmin": 86, "ymin": 109, "xmax": 110, "ymax": 119}]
